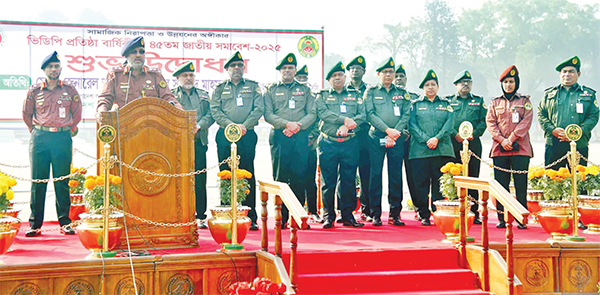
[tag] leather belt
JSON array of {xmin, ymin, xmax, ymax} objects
[
  {"xmin": 34, "ymin": 125, "xmax": 70, "ymax": 132},
  {"xmin": 321, "ymin": 133, "xmax": 355, "ymax": 143}
]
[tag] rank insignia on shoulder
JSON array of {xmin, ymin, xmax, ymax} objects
[
  {"xmin": 524, "ymin": 102, "xmax": 532, "ymax": 110},
  {"xmin": 547, "ymin": 90, "xmax": 557, "ymax": 99},
  {"xmin": 595, "ymin": 100, "xmax": 598, "ymax": 107},
  {"xmin": 483, "ymin": 102, "xmax": 487, "ymax": 109},
  {"xmin": 159, "ymin": 80, "xmax": 167, "ymax": 88}
]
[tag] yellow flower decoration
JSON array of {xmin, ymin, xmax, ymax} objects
[{"xmin": 6, "ymin": 189, "xmax": 14, "ymax": 201}]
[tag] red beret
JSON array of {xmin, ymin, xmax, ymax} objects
[{"xmin": 499, "ymin": 65, "xmax": 519, "ymax": 82}]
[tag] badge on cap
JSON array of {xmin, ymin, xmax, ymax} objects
[
  {"xmin": 190, "ymin": 64, "xmax": 195, "ymax": 71},
  {"xmin": 390, "ymin": 61, "xmax": 395, "ymax": 67},
  {"xmin": 401, "ymin": 65, "xmax": 404, "ymax": 70},
  {"xmin": 572, "ymin": 58, "xmax": 578, "ymax": 64},
  {"xmin": 358, "ymin": 57, "xmax": 363, "ymax": 63},
  {"xmin": 524, "ymin": 102, "xmax": 532, "ymax": 110},
  {"xmin": 237, "ymin": 53, "xmax": 242, "ymax": 59},
  {"xmin": 56, "ymin": 54, "xmax": 60, "ymax": 61},
  {"xmin": 140, "ymin": 38, "xmax": 144, "ymax": 46},
  {"xmin": 159, "ymin": 80, "xmax": 167, "ymax": 88},
  {"xmin": 287, "ymin": 56, "xmax": 293, "ymax": 62},
  {"xmin": 510, "ymin": 69, "xmax": 516, "ymax": 76},
  {"xmin": 466, "ymin": 72, "xmax": 471, "ymax": 77},
  {"xmin": 432, "ymin": 72, "xmax": 436, "ymax": 78},
  {"xmin": 341, "ymin": 64, "xmax": 345, "ymax": 70}
]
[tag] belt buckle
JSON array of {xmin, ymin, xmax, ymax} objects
[
  {"xmin": 337, "ymin": 138, "xmax": 344, "ymax": 143},
  {"xmin": 48, "ymin": 127, "xmax": 58, "ymax": 132}
]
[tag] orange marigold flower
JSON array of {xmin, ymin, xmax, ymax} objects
[
  {"xmin": 576, "ymin": 165, "xmax": 586, "ymax": 173},
  {"xmin": 71, "ymin": 167, "xmax": 77, "ymax": 173},
  {"xmin": 534, "ymin": 169, "xmax": 545, "ymax": 178},
  {"xmin": 84, "ymin": 179, "xmax": 96, "ymax": 190},
  {"xmin": 81, "ymin": 169, "xmax": 87, "ymax": 174},
  {"xmin": 86, "ymin": 175, "xmax": 95, "ymax": 180},
  {"xmin": 68, "ymin": 180, "xmax": 79, "ymax": 188},
  {"xmin": 217, "ymin": 170, "xmax": 232, "ymax": 180},
  {"xmin": 112, "ymin": 176, "xmax": 122, "ymax": 185},
  {"xmin": 450, "ymin": 167, "xmax": 462, "ymax": 176},
  {"xmin": 244, "ymin": 189, "xmax": 250, "ymax": 195},
  {"xmin": 7, "ymin": 178, "xmax": 17, "ymax": 187},
  {"xmin": 440, "ymin": 164, "xmax": 451, "ymax": 173},
  {"xmin": 95, "ymin": 176, "xmax": 105, "ymax": 186}
]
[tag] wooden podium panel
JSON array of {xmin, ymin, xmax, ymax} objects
[{"xmin": 98, "ymin": 97, "xmax": 198, "ymax": 249}]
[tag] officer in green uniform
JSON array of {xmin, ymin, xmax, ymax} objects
[
  {"xmin": 316, "ymin": 62, "xmax": 366, "ymax": 229},
  {"xmin": 538, "ymin": 56, "xmax": 598, "ymax": 170},
  {"xmin": 394, "ymin": 64, "xmax": 420, "ymax": 221},
  {"xmin": 172, "ymin": 61, "xmax": 214, "ymax": 229},
  {"xmin": 364, "ymin": 58, "xmax": 411, "ymax": 227},
  {"xmin": 447, "ymin": 70, "xmax": 487, "ymax": 225},
  {"xmin": 346, "ymin": 55, "xmax": 372, "ymax": 222},
  {"xmin": 295, "ymin": 65, "xmax": 324, "ymax": 223},
  {"xmin": 22, "ymin": 51, "xmax": 82, "ymax": 237},
  {"xmin": 210, "ymin": 51, "xmax": 263, "ymax": 231},
  {"xmin": 264, "ymin": 53, "xmax": 316, "ymax": 229},
  {"xmin": 409, "ymin": 70, "xmax": 454, "ymax": 226}
]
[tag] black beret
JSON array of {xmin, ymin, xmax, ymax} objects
[
  {"xmin": 121, "ymin": 36, "xmax": 144, "ymax": 57},
  {"xmin": 41, "ymin": 51, "xmax": 60, "ymax": 69}
]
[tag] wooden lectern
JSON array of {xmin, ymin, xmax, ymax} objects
[{"xmin": 97, "ymin": 97, "xmax": 198, "ymax": 249}]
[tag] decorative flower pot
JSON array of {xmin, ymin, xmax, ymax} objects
[
  {"xmin": 0, "ymin": 215, "xmax": 18, "ymax": 257},
  {"xmin": 207, "ymin": 206, "xmax": 251, "ymax": 246},
  {"xmin": 578, "ymin": 195, "xmax": 600, "ymax": 234},
  {"xmin": 432, "ymin": 200, "xmax": 475, "ymax": 243},
  {"xmin": 76, "ymin": 212, "xmax": 124, "ymax": 258},
  {"xmin": 69, "ymin": 194, "xmax": 87, "ymax": 221},
  {"xmin": 527, "ymin": 190, "xmax": 544, "ymax": 223},
  {"xmin": 538, "ymin": 201, "xmax": 574, "ymax": 240}
]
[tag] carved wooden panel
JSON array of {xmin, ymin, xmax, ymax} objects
[{"xmin": 98, "ymin": 97, "xmax": 197, "ymax": 249}]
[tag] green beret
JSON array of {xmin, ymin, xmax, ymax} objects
[
  {"xmin": 419, "ymin": 69, "xmax": 438, "ymax": 89},
  {"xmin": 224, "ymin": 51, "xmax": 244, "ymax": 69},
  {"xmin": 376, "ymin": 57, "xmax": 395, "ymax": 72},
  {"xmin": 295, "ymin": 65, "xmax": 308, "ymax": 76},
  {"xmin": 41, "ymin": 51, "xmax": 60, "ymax": 69},
  {"xmin": 276, "ymin": 53, "xmax": 297, "ymax": 70},
  {"xmin": 453, "ymin": 70, "xmax": 472, "ymax": 84},
  {"xmin": 347, "ymin": 55, "xmax": 366, "ymax": 69},
  {"xmin": 326, "ymin": 61, "xmax": 345, "ymax": 80},
  {"xmin": 555, "ymin": 56, "xmax": 581, "ymax": 72},
  {"xmin": 395, "ymin": 64, "xmax": 406, "ymax": 75},
  {"xmin": 173, "ymin": 61, "xmax": 195, "ymax": 77},
  {"xmin": 121, "ymin": 36, "xmax": 144, "ymax": 57}
]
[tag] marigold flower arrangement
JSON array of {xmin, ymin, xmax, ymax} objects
[
  {"xmin": 527, "ymin": 165, "xmax": 598, "ymax": 201},
  {"xmin": 217, "ymin": 169, "xmax": 252, "ymax": 205},
  {"xmin": 439, "ymin": 162, "xmax": 464, "ymax": 200},
  {"xmin": 228, "ymin": 277, "xmax": 286, "ymax": 295},
  {"xmin": 83, "ymin": 173, "xmax": 123, "ymax": 213},
  {"xmin": 0, "ymin": 173, "xmax": 17, "ymax": 213},
  {"xmin": 68, "ymin": 167, "xmax": 87, "ymax": 194},
  {"xmin": 578, "ymin": 165, "xmax": 600, "ymax": 196}
]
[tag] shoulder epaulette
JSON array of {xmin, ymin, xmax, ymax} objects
[
  {"xmin": 472, "ymin": 93, "xmax": 484, "ymax": 100},
  {"xmin": 439, "ymin": 96, "xmax": 451, "ymax": 102},
  {"xmin": 197, "ymin": 88, "xmax": 210, "ymax": 95},
  {"xmin": 28, "ymin": 83, "xmax": 42, "ymax": 91},
  {"xmin": 147, "ymin": 67, "xmax": 161, "ymax": 73},
  {"xmin": 111, "ymin": 66, "xmax": 124, "ymax": 73},
  {"xmin": 582, "ymin": 85, "xmax": 596, "ymax": 94},
  {"xmin": 413, "ymin": 96, "xmax": 426, "ymax": 102},
  {"xmin": 444, "ymin": 94, "xmax": 456, "ymax": 100},
  {"xmin": 244, "ymin": 78, "xmax": 259, "ymax": 85},
  {"xmin": 544, "ymin": 85, "xmax": 559, "ymax": 93}
]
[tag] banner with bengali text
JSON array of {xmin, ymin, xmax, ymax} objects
[{"xmin": 0, "ymin": 21, "xmax": 324, "ymax": 126}]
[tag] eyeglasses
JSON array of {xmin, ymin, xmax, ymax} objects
[
  {"xmin": 459, "ymin": 80, "xmax": 472, "ymax": 84},
  {"xmin": 348, "ymin": 66, "xmax": 364, "ymax": 71},
  {"xmin": 228, "ymin": 62, "xmax": 245, "ymax": 68},
  {"xmin": 129, "ymin": 49, "xmax": 145, "ymax": 55}
]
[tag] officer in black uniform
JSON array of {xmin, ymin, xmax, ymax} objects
[
  {"xmin": 315, "ymin": 62, "xmax": 366, "ymax": 229},
  {"xmin": 172, "ymin": 61, "xmax": 214, "ymax": 229},
  {"xmin": 264, "ymin": 54, "xmax": 316, "ymax": 229},
  {"xmin": 210, "ymin": 51, "xmax": 263, "ymax": 231},
  {"xmin": 364, "ymin": 58, "xmax": 411, "ymax": 226},
  {"xmin": 22, "ymin": 51, "xmax": 82, "ymax": 237}
]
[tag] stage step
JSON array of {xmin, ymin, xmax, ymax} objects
[{"xmin": 286, "ymin": 248, "xmax": 490, "ymax": 295}]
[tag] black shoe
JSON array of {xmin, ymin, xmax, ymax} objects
[
  {"xmin": 310, "ymin": 213, "xmax": 324, "ymax": 223},
  {"xmin": 389, "ymin": 217, "xmax": 406, "ymax": 226},
  {"xmin": 197, "ymin": 219, "xmax": 208, "ymax": 229},
  {"xmin": 421, "ymin": 219, "xmax": 431, "ymax": 226},
  {"xmin": 372, "ymin": 217, "xmax": 382, "ymax": 227},
  {"xmin": 343, "ymin": 219, "xmax": 365, "ymax": 228},
  {"xmin": 517, "ymin": 223, "xmax": 527, "ymax": 230},
  {"xmin": 61, "ymin": 225, "xmax": 75, "ymax": 235},
  {"xmin": 365, "ymin": 216, "xmax": 373, "ymax": 222},
  {"xmin": 473, "ymin": 218, "xmax": 482, "ymax": 225},
  {"xmin": 579, "ymin": 221, "xmax": 588, "ymax": 230},
  {"xmin": 25, "ymin": 228, "xmax": 41, "ymax": 237},
  {"xmin": 249, "ymin": 222, "xmax": 259, "ymax": 231},
  {"xmin": 323, "ymin": 220, "xmax": 334, "ymax": 229},
  {"xmin": 281, "ymin": 223, "xmax": 288, "ymax": 230},
  {"xmin": 496, "ymin": 221, "xmax": 506, "ymax": 228},
  {"xmin": 336, "ymin": 217, "xmax": 343, "ymax": 224}
]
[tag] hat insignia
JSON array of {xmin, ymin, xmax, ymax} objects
[
  {"xmin": 466, "ymin": 72, "xmax": 470, "ymax": 77},
  {"xmin": 341, "ymin": 64, "xmax": 345, "ymax": 70},
  {"xmin": 510, "ymin": 69, "xmax": 515, "ymax": 76},
  {"xmin": 401, "ymin": 65, "xmax": 405, "ymax": 70},
  {"xmin": 358, "ymin": 57, "xmax": 363, "ymax": 63},
  {"xmin": 237, "ymin": 53, "xmax": 242, "ymax": 58},
  {"xmin": 431, "ymin": 72, "xmax": 436, "ymax": 78},
  {"xmin": 390, "ymin": 61, "xmax": 394, "ymax": 67},
  {"xmin": 572, "ymin": 58, "xmax": 578, "ymax": 64},
  {"xmin": 140, "ymin": 38, "xmax": 144, "ymax": 46},
  {"xmin": 56, "ymin": 54, "xmax": 60, "ymax": 61},
  {"xmin": 287, "ymin": 56, "xmax": 293, "ymax": 62}
]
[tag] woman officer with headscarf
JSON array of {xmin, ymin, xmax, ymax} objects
[{"xmin": 485, "ymin": 65, "xmax": 533, "ymax": 229}]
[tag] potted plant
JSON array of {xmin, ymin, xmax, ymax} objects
[
  {"xmin": 68, "ymin": 167, "xmax": 87, "ymax": 221},
  {"xmin": 537, "ymin": 166, "xmax": 580, "ymax": 240},
  {"xmin": 0, "ymin": 173, "xmax": 19, "ymax": 257},
  {"xmin": 527, "ymin": 166, "xmax": 548, "ymax": 222},
  {"xmin": 76, "ymin": 173, "xmax": 124, "ymax": 257},
  {"xmin": 207, "ymin": 169, "xmax": 253, "ymax": 246},
  {"xmin": 434, "ymin": 162, "xmax": 475, "ymax": 242},
  {"xmin": 577, "ymin": 165, "xmax": 600, "ymax": 234}
]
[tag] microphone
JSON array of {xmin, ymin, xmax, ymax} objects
[{"xmin": 169, "ymin": 101, "xmax": 175, "ymax": 106}]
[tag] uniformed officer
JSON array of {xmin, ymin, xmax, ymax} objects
[
  {"xmin": 22, "ymin": 51, "xmax": 82, "ymax": 237},
  {"xmin": 346, "ymin": 55, "xmax": 372, "ymax": 222},
  {"xmin": 264, "ymin": 53, "xmax": 316, "ymax": 229},
  {"xmin": 295, "ymin": 65, "xmax": 324, "ymax": 223},
  {"xmin": 363, "ymin": 57, "xmax": 411, "ymax": 227},
  {"xmin": 447, "ymin": 70, "xmax": 487, "ymax": 225},
  {"xmin": 316, "ymin": 62, "xmax": 366, "ymax": 229},
  {"xmin": 172, "ymin": 61, "xmax": 214, "ymax": 229},
  {"xmin": 486, "ymin": 65, "xmax": 533, "ymax": 229},
  {"xmin": 96, "ymin": 36, "xmax": 182, "ymax": 117},
  {"xmin": 210, "ymin": 51, "xmax": 263, "ymax": 231},
  {"xmin": 394, "ymin": 64, "xmax": 420, "ymax": 221},
  {"xmin": 408, "ymin": 70, "xmax": 454, "ymax": 226},
  {"xmin": 538, "ymin": 56, "xmax": 598, "ymax": 170}
]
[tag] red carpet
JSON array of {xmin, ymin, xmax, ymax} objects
[{"xmin": 3, "ymin": 211, "xmax": 598, "ymax": 266}]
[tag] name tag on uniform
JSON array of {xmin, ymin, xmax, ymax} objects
[
  {"xmin": 340, "ymin": 104, "xmax": 347, "ymax": 113},
  {"xmin": 512, "ymin": 112, "xmax": 519, "ymax": 123},
  {"xmin": 394, "ymin": 106, "xmax": 400, "ymax": 116},
  {"xmin": 289, "ymin": 99, "xmax": 295, "ymax": 109},
  {"xmin": 577, "ymin": 103, "xmax": 583, "ymax": 113},
  {"xmin": 236, "ymin": 95, "xmax": 244, "ymax": 107},
  {"xmin": 59, "ymin": 106, "xmax": 66, "ymax": 118}
]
